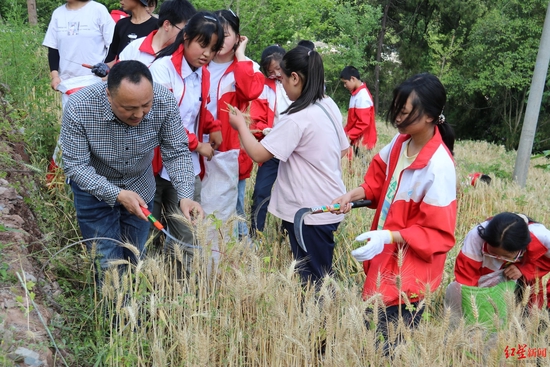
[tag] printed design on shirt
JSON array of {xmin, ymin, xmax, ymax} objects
[
  {"xmin": 378, "ymin": 177, "xmax": 398, "ymax": 230},
  {"xmin": 127, "ymin": 33, "xmax": 138, "ymax": 45},
  {"xmin": 67, "ymin": 22, "xmax": 80, "ymax": 36}
]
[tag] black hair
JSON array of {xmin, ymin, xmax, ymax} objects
[
  {"xmin": 297, "ymin": 40, "xmax": 315, "ymax": 51},
  {"xmin": 478, "ymin": 212, "xmax": 532, "ymax": 253},
  {"xmin": 340, "ymin": 65, "xmax": 361, "ymax": 81},
  {"xmin": 107, "ymin": 60, "xmax": 152, "ymax": 94},
  {"xmin": 387, "ymin": 73, "xmax": 455, "ymax": 154},
  {"xmin": 157, "ymin": 0, "xmax": 196, "ymax": 28},
  {"xmin": 147, "ymin": 0, "xmax": 157, "ymax": 9},
  {"xmin": 479, "ymin": 174, "xmax": 492, "ymax": 185},
  {"xmin": 260, "ymin": 45, "xmax": 286, "ymax": 76},
  {"xmin": 214, "ymin": 10, "xmax": 240, "ymax": 52},
  {"xmin": 155, "ymin": 11, "xmax": 224, "ymax": 59},
  {"xmin": 280, "ymin": 46, "xmax": 325, "ymax": 115}
]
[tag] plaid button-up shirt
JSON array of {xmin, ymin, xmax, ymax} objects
[{"xmin": 61, "ymin": 81, "xmax": 194, "ymax": 206}]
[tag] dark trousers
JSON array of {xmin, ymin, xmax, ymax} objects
[
  {"xmin": 281, "ymin": 220, "xmax": 339, "ymax": 285},
  {"xmin": 366, "ymin": 302, "xmax": 423, "ymax": 354},
  {"xmin": 251, "ymin": 157, "xmax": 279, "ymax": 234}
]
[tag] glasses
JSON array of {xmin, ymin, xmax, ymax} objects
[
  {"xmin": 482, "ymin": 243, "xmax": 524, "ymax": 263},
  {"xmin": 172, "ymin": 23, "xmax": 182, "ymax": 31}
]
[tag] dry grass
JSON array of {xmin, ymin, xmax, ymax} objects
[{"xmin": 94, "ymin": 121, "xmax": 550, "ymax": 366}]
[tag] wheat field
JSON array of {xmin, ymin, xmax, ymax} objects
[{"xmin": 92, "ymin": 121, "xmax": 550, "ymax": 367}]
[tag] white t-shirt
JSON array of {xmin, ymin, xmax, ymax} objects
[
  {"xmin": 43, "ymin": 1, "xmax": 115, "ymax": 82},
  {"xmin": 207, "ymin": 60, "xmax": 233, "ymax": 118},
  {"xmin": 261, "ymin": 97, "xmax": 349, "ymax": 225}
]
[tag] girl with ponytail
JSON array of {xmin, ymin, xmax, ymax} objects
[
  {"xmin": 332, "ymin": 73, "xmax": 457, "ymax": 340},
  {"xmin": 229, "ymin": 46, "xmax": 349, "ymax": 285}
]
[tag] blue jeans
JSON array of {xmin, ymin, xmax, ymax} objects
[
  {"xmin": 71, "ymin": 182, "xmax": 153, "ymax": 272},
  {"xmin": 236, "ymin": 179, "xmax": 249, "ymax": 238},
  {"xmin": 251, "ymin": 158, "xmax": 279, "ymax": 234}
]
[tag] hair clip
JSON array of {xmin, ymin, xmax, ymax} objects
[
  {"xmin": 203, "ymin": 15, "xmax": 218, "ymax": 22},
  {"xmin": 517, "ymin": 213, "xmax": 529, "ymax": 225},
  {"xmin": 307, "ymin": 50, "xmax": 311, "ymax": 56},
  {"xmin": 228, "ymin": 8, "xmax": 237, "ymax": 18},
  {"xmin": 438, "ymin": 113, "xmax": 445, "ymax": 125}
]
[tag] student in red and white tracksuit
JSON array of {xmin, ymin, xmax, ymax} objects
[
  {"xmin": 451, "ymin": 213, "xmax": 550, "ymax": 309},
  {"xmin": 110, "ymin": 8, "xmax": 128, "ymax": 23},
  {"xmin": 206, "ymin": 10, "xmax": 264, "ymax": 239},
  {"xmin": 340, "ymin": 66, "xmax": 377, "ymax": 159},
  {"xmin": 248, "ymin": 45, "xmax": 291, "ymax": 235},
  {"xmin": 148, "ymin": 12, "xmax": 223, "ymax": 255},
  {"xmin": 332, "ymin": 73, "xmax": 457, "ymax": 342}
]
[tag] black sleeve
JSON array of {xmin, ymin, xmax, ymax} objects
[
  {"xmin": 105, "ymin": 22, "xmax": 122, "ymax": 63},
  {"xmin": 47, "ymin": 47, "xmax": 60, "ymax": 72}
]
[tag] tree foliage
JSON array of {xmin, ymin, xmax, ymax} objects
[{"xmin": 2, "ymin": 0, "xmax": 550, "ymax": 149}]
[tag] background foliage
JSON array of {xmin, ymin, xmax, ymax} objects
[
  {"xmin": 2, "ymin": 0, "xmax": 550, "ymax": 150},
  {"xmin": 2, "ymin": 1, "xmax": 550, "ymax": 365}
]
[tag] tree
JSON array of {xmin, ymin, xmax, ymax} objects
[
  {"xmin": 513, "ymin": 1, "xmax": 550, "ymax": 187},
  {"xmin": 374, "ymin": 1, "xmax": 391, "ymax": 113},
  {"xmin": 26, "ymin": 0, "xmax": 36, "ymax": 25},
  {"xmin": 444, "ymin": 0, "xmax": 547, "ymax": 149}
]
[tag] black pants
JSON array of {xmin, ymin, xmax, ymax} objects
[
  {"xmin": 281, "ymin": 220, "xmax": 339, "ymax": 285},
  {"xmin": 366, "ymin": 302, "xmax": 424, "ymax": 354},
  {"xmin": 251, "ymin": 158, "xmax": 279, "ymax": 234}
]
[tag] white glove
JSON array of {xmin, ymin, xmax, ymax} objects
[
  {"xmin": 351, "ymin": 230, "xmax": 393, "ymax": 261},
  {"xmin": 262, "ymin": 128, "xmax": 272, "ymax": 135}
]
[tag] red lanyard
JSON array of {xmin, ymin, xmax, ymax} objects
[{"xmin": 177, "ymin": 78, "xmax": 186, "ymax": 107}]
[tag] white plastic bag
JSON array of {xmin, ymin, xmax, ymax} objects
[{"xmin": 200, "ymin": 149, "xmax": 239, "ymax": 273}]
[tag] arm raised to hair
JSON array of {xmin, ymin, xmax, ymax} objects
[{"xmin": 229, "ymin": 108, "xmax": 274, "ymax": 163}]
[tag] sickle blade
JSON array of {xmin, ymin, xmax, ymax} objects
[{"xmin": 293, "ymin": 208, "xmax": 311, "ymax": 253}]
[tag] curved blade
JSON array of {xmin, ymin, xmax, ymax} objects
[
  {"xmin": 293, "ymin": 208, "xmax": 311, "ymax": 253},
  {"xmin": 253, "ymin": 195, "xmax": 271, "ymax": 230}
]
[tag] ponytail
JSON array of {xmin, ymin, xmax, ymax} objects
[
  {"xmin": 280, "ymin": 46, "xmax": 325, "ymax": 115},
  {"xmin": 437, "ymin": 122, "xmax": 455, "ymax": 156}
]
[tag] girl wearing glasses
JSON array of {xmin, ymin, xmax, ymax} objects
[
  {"xmin": 447, "ymin": 212, "xmax": 550, "ymax": 316},
  {"xmin": 118, "ymin": 0, "xmax": 196, "ymax": 67}
]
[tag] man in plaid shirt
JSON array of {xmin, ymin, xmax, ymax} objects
[{"xmin": 61, "ymin": 60, "xmax": 202, "ymax": 278}]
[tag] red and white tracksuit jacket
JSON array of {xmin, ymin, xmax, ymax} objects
[
  {"xmin": 117, "ymin": 29, "xmax": 156, "ymax": 66},
  {"xmin": 359, "ymin": 128, "xmax": 457, "ymax": 306},
  {"xmin": 345, "ymin": 83, "xmax": 377, "ymax": 149},
  {"xmin": 110, "ymin": 9, "xmax": 127, "ymax": 23},
  {"xmin": 249, "ymin": 77, "xmax": 277, "ymax": 142},
  {"xmin": 150, "ymin": 44, "xmax": 221, "ymax": 179},
  {"xmin": 210, "ymin": 58, "xmax": 264, "ymax": 180},
  {"xmin": 455, "ymin": 220, "xmax": 550, "ymax": 308}
]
